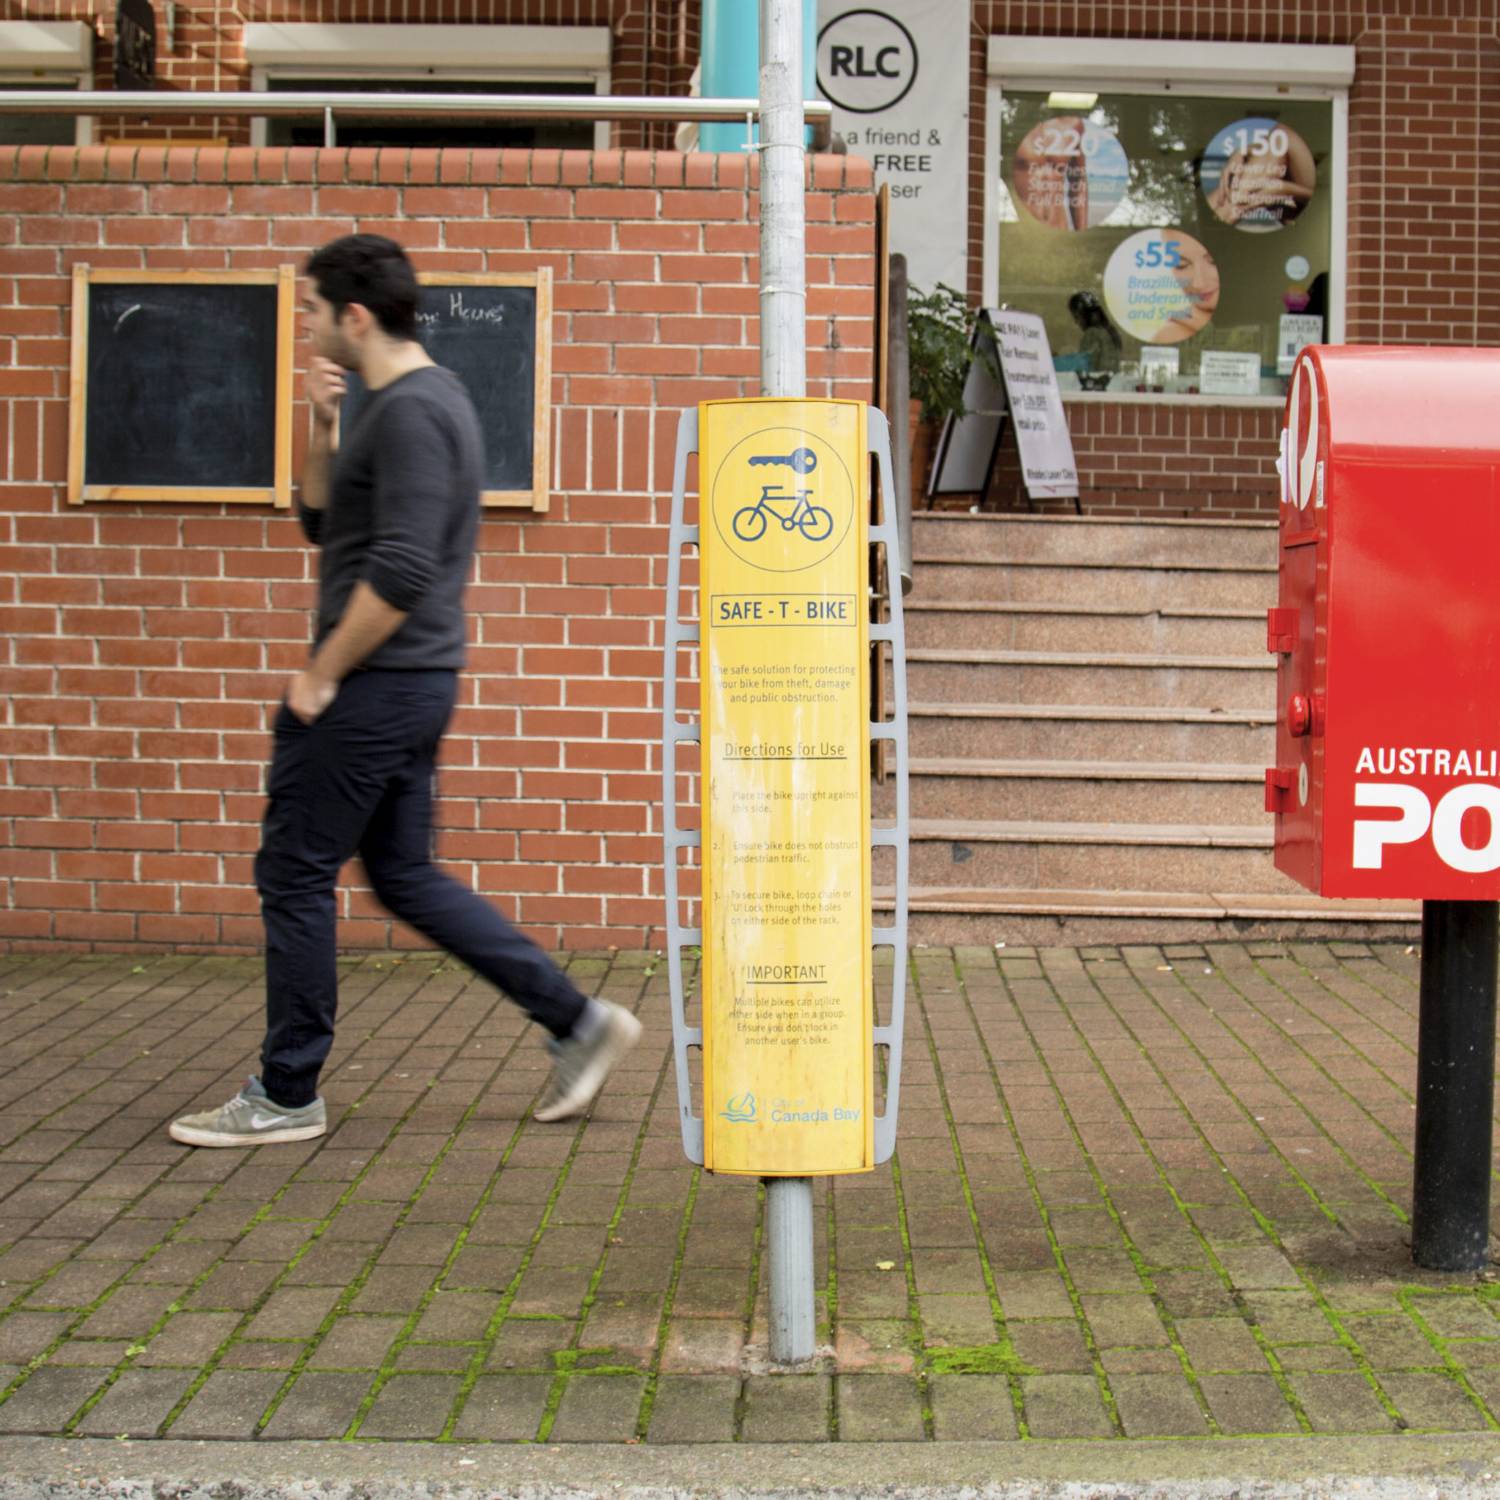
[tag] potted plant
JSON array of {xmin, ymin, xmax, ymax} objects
[{"xmin": 905, "ymin": 282, "xmax": 997, "ymax": 502}]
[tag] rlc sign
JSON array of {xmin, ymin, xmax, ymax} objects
[
  {"xmin": 817, "ymin": 9, "xmax": 917, "ymax": 113},
  {"xmin": 115, "ymin": 0, "xmax": 157, "ymax": 90},
  {"xmin": 815, "ymin": 0, "xmax": 968, "ymax": 294}
]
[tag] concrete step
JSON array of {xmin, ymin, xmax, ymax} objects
[
  {"xmin": 911, "ymin": 511, "xmax": 1276, "ymax": 568},
  {"xmin": 905, "ymin": 648, "xmax": 1276, "ymax": 710},
  {"xmin": 911, "ymin": 556, "xmax": 1275, "ymax": 610},
  {"xmin": 907, "ymin": 703, "xmax": 1273, "ymax": 762},
  {"xmin": 904, "ymin": 817, "xmax": 1296, "ymax": 893},
  {"xmin": 882, "ymin": 758, "xmax": 1265, "ymax": 824},
  {"xmin": 875, "ymin": 885, "xmax": 1421, "ymax": 945},
  {"xmin": 903, "ymin": 601, "xmax": 1264, "ymax": 655}
]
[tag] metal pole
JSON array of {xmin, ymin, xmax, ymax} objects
[
  {"xmin": 886, "ymin": 252, "xmax": 914, "ymax": 596},
  {"xmin": 759, "ymin": 0, "xmax": 817, "ymax": 1367},
  {"xmin": 1412, "ymin": 899, "xmax": 1498, "ymax": 1272}
]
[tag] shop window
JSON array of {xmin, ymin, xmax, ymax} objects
[
  {"xmin": 0, "ymin": 21, "xmax": 95, "ymax": 145},
  {"xmin": 245, "ymin": 24, "xmax": 611, "ymax": 151},
  {"xmin": 985, "ymin": 38, "xmax": 1353, "ymax": 402}
]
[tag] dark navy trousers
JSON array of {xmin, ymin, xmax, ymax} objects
[{"xmin": 254, "ymin": 668, "xmax": 588, "ymax": 1108}]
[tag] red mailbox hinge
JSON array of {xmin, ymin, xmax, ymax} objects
[
  {"xmin": 1265, "ymin": 767, "xmax": 1295, "ymax": 814},
  {"xmin": 1266, "ymin": 607, "xmax": 1298, "ymax": 654}
]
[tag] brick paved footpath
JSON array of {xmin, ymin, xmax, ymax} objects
[{"xmin": 2, "ymin": 941, "xmax": 1500, "ymax": 1449}]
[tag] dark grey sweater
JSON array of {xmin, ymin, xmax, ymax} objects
[{"xmin": 298, "ymin": 365, "xmax": 483, "ymax": 671}]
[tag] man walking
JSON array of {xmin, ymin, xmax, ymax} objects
[{"xmin": 171, "ymin": 235, "xmax": 638, "ymax": 1147}]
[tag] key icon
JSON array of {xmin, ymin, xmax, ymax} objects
[{"xmin": 749, "ymin": 447, "xmax": 817, "ymax": 474}]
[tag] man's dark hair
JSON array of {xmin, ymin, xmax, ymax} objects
[{"xmin": 306, "ymin": 234, "xmax": 421, "ymax": 341}]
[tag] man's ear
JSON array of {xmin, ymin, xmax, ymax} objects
[{"xmin": 341, "ymin": 301, "xmax": 376, "ymax": 339}]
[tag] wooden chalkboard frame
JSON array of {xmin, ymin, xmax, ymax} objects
[
  {"xmin": 413, "ymin": 269, "xmax": 553, "ymax": 513},
  {"xmin": 68, "ymin": 266, "xmax": 296, "ymax": 508}
]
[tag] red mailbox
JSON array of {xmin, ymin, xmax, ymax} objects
[{"xmin": 1269, "ymin": 346, "xmax": 1500, "ymax": 898}]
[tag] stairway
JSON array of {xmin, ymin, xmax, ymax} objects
[{"xmin": 879, "ymin": 512, "xmax": 1421, "ymax": 945}]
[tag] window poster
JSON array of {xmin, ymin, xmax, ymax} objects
[
  {"xmin": 996, "ymin": 92, "xmax": 1333, "ymax": 399},
  {"xmin": 817, "ymin": 0, "xmax": 969, "ymax": 296}
]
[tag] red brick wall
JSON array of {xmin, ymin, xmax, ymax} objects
[{"xmin": 0, "ymin": 145, "xmax": 876, "ymax": 953}]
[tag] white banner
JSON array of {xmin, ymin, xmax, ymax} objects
[
  {"xmin": 816, "ymin": 0, "xmax": 969, "ymax": 296},
  {"xmin": 990, "ymin": 309, "xmax": 1079, "ymax": 500}
]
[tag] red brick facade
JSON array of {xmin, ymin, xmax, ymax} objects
[
  {"xmin": 0, "ymin": 146, "xmax": 875, "ymax": 952},
  {"xmin": 1, "ymin": 0, "xmax": 1496, "ymax": 951}
]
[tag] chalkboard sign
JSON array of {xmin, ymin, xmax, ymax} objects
[
  {"xmin": 69, "ymin": 266, "xmax": 295, "ymax": 506},
  {"xmin": 342, "ymin": 270, "xmax": 553, "ymax": 511}
]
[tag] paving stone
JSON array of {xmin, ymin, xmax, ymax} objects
[
  {"xmin": 185, "ymin": 1262, "xmax": 281, "ymax": 1313},
  {"xmin": 416, "ymin": 1292, "xmax": 502, "ymax": 1341},
  {"xmin": 259, "ymin": 1372, "xmax": 373, "ymax": 1439},
  {"xmin": 451, "ymin": 1374, "xmax": 552, "ymax": 1441},
  {"xmin": 549, "ymin": 1373, "xmax": 646, "ymax": 1442},
  {"xmin": 1274, "ymin": 1343, "xmax": 1359, "ymax": 1372},
  {"xmin": 659, "ymin": 1318, "xmax": 745, "ymax": 1374},
  {"xmin": 74, "ymin": 1367, "xmax": 195, "ymax": 1437},
  {"xmin": 394, "ymin": 1343, "xmax": 473, "ymax": 1372},
  {"xmin": 1100, "ymin": 1346, "xmax": 1183, "ymax": 1375},
  {"xmin": 1153, "ymin": 1271, "xmax": 1238, "ymax": 1319},
  {"xmin": 244, "ymin": 1286, "xmax": 342, "ymax": 1340},
  {"xmin": 741, "ymin": 1374, "xmax": 831, "ymax": 1442},
  {"xmin": 839, "ymin": 1272, "xmax": 910, "ymax": 1319},
  {"xmin": 1288, "ymin": 1371, "xmax": 1399, "ymax": 1433},
  {"xmin": 918, "ymin": 1295, "xmax": 998, "ymax": 1347},
  {"xmin": 1111, "ymin": 1373, "xmax": 1210, "ymax": 1437},
  {"xmin": 22, "ymin": 1260, "xmax": 129, "ymax": 1309},
  {"xmin": 135, "ymin": 1312, "xmax": 240, "ymax": 1367},
  {"xmin": 1408, "ymin": 1294, "xmax": 1500, "ymax": 1341},
  {"xmin": 308, "ymin": 1316, "xmax": 404, "ymax": 1370},
  {"xmin": 929, "ymin": 1373, "xmax": 1018, "ymax": 1440},
  {"xmin": 1019, "ymin": 1373, "xmax": 1114, "ymax": 1437},
  {"xmin": 485, "ymin": 1320, "xmax": 576, "ymax": 1371},
  {"xmin": 1243, "ymin": 1291, "xmax": 1341, "ymax": 1345},
  {"xmin": 357, "ymin": 1374, "xmax": 464, "ymax": 1438},
  {"xmin": 1343, "ymin": 1314, "xmax": 1444, "ymax": 1370},
  {"xmin": 1177, "ymin": 1315, "xmax": 1268, "ymax": 1373},
  {"xmin": 168, "ymin": 1369, "xmax": 285, "ymax": 1438},
  {"xmin": 1381, "ymin": 1371, "xmax": 1492, "ymax": 1430},
  {"xmin": 0, "ymin": 1311, "xmax": 70, "ymax": 1363},
  {"xmin": 1080, "ymin": 1293, "xmax": 1171, "ymax": 1349},
  {"xmin": 831, "ymin": 1374, "xmax": 925, "ymax": 1450},
  {"xmin": 0, "ymin": 1366, "xmax": 104, "ymax": 1434},
  {"xmin": 1010, "ymin": 1319, "xmax": 1092, "ymax": 1373},
  {"xmin": 645, "ymin": 1375, "xmax": 739, "ymax": 1443},
  {"xmin": 1216, "ymin": 1245, "xmax": 1301, "ymax": 1291},
  {"xmin": 995, "ymin": 1272, "xmax": 1073, "ymax": 1320}
]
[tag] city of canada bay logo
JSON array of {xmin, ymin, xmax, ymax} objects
[
  {"xmin": 816, "ymin": 8, "xmax": 918, "ymax": 115},
  {"xmin": 710, "ymin": 426, "xmax": 855, "ymax": 574},
  {"xmin": 720, "ymin": 1091, "xmax": 757, "ymax": 1123}
]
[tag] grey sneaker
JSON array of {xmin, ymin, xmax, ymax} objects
[
  {"xmin": 169, "ymin": 1076, "xmax": 326, "ymax": 1148},
  {"xmin": 534, "ymin": 1000, "xmax": 642, "ymax": 1123}
]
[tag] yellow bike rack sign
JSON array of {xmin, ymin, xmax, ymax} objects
[{"xmin": 696, "ymin": 397, "xmax": 873, "ymax": 1176}]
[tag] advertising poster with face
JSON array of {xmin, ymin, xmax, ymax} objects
[
  {"xmin": 1103, "ymin": 228, "xmax": 1221, "ymax": 346},
  {"xmin": 1200, "ymin": 117, "xmax": 1317, "ymax": 232},
  {"xmin": 1012, "ymin": 116, "xmax": 1129, "ymax": 230}
]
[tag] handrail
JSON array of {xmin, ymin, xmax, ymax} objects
[{"xmin": 0, "ymin": 91, "xmax": 834, "ymax": 150}]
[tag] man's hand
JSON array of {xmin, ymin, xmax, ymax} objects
[
  {"xmin": 286, "ymin": 669, "xmax": 339, "ymax": 724},
  {"xmin": 306, "ymin": 356, "xmax": 347, "ymax": 429}
]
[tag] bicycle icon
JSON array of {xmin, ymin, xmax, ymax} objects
[{"xmin": 732, "ymin": 485, "xmax": 834, "ymax": 543}]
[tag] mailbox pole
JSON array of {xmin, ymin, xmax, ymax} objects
[
  {"xmin": 759, "ymin": 0, "xmax": 817, "ymax": 1366},
  {"xmin": 1412, "ymin": 900, "xmax": 1499, "ymax": 1272}
]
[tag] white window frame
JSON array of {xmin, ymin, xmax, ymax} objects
[
  {"xmin": 244, "ymin": 24, "xmax": 612, "ymax": 151},
  {"xmin": 984, "ymin": 36, "xmax": 1354, "ymax": 407},
  {"xmin": 0, "ymin": 21, "xmax": 95, "ymax": 145}
]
